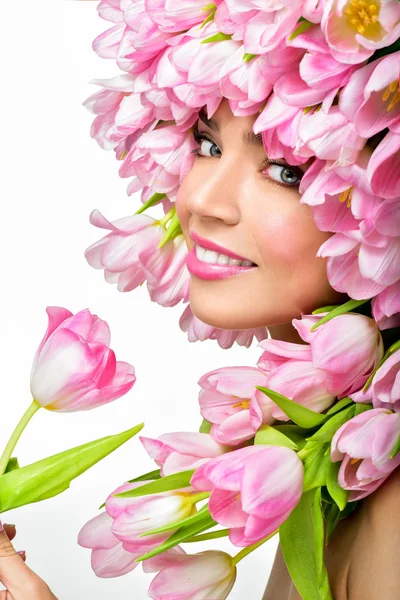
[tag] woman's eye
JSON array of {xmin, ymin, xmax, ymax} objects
[
  {"xmin": 192, "ymin": 131, "xmax": 221, "ymax": 158},
  {"xmin": 263, "ymin": 164, "xmax": 302, "ymax": 187}
]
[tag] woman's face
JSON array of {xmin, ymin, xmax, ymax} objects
[{"xmin": 176, "ymin": 99, "xmax": 347, "ymax": 336}]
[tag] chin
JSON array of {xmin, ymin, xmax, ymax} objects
[{"xmin": 188, "ymin": 288, "xmax": 289, "ymax": 331}]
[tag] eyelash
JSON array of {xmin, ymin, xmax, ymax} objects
[{"xmin": 190, "ymin": 128, "xmax": 303, "ymax": 190}]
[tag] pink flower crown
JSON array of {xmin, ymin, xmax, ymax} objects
[{"xmin": 82, "ymin": 0, "xmax": 400, "ymax": 348}]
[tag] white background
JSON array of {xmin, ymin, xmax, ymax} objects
[{"xmin": 0, "ymin": 1, "xmax": 278, "ymax": 598}]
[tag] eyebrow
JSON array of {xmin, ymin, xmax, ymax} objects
[{"xmin": 198, "ymin": 108, "xmax": 263, "ymax": 148}]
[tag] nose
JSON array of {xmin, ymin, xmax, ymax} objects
[{"xmin": 185, "ymin": 156, "xmax": 242, "ymax": 225}]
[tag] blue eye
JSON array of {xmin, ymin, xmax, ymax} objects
[
  {"xmin": 263, "ymin": 164, "xmax": 302, "ymax": 186},
  {"xmin": 191, "ymin": 129, "xmax": 221, "ymax": 158}
]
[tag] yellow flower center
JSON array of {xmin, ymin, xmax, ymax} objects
[
  {"xmin": 343, "ymin": 0, "xmax": 381, "ymax": 37},
  {"xmin": 382, "ymin": 80, "xmax": 400, "ymax": 112},
  {"xmin": 350, "ymin": 457, "xmax": 362, "ymax": 464},
  {"xmin": 232, "ymin": 398, "xmax": 251, "ymax": 410},
  {"xmin": 339, "ymin": 187, "xmax": 353, "ymax": 208}
]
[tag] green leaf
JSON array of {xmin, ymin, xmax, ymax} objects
[
  {"xmin": 199, "ymin": 418, "xmax": 212, "ymax": 434},
  {"xmin": 140, "ymin": 505, "xmax": 210, "ymax": 537},
  {"xmin": 312, "ymin": 305, "xmax": 340, "ymax": 314},
  {"xmin": 185, "ymin": 529, "xmax": 230, "ymax": 542},
  {"xmin": 135, "ymin": 514, "xmax": 216, "ymax": 561},
  {"xmin": 243, "ymin": 53, "xmax": 257, "ymax": 63},
  {"xmin": 256, "ymin": 387, "xmax": 327, "ymax": 429},
  {"xmin": 288, "ymin": 18, "xmax": 313, "ymax": 41},
  {"xmin": 302, "ymin": 443, "xmax": 332, "ymax": 492},
  {"xmin": 354, "ymin": 402, "xmax": 372, "ymax": 416},
  {"xmin": 306, "ymin": 405, "xmax": 355, "ymax": 444},
  {"xmin": 323, "ymin": 501, "xmax": 341, "ymax": 545},
  {"xmin": 326, "ymin": 461, "xmax": 349, "ymax": 512},
  {"xmin": 5, "ymin": 457, "xmax": 19, "ymax": 474},
  {"xmin": 280, "ymin": 488, "xmax": 333, "ymax": 600},
  {"xmin": 310, "ymin": 298, "xmax": 370, "ymax": 331},
  {"xmin": 113, "ymin": 469, "xmax": 195, "ymax": 499},
  {"xmin": 128, "ymin": 469, "xmax": 161, "ymax": 483},
  {"xmin": 255, "ymin": 425, "xmax": 299, "ymax": 451},
  {"xmin": 325, "ymin": 397, "xmax": 353, "ymax": 415},
  {"xmin": 273, "ymin": 424, "xmax": 310, "ymax": 448},
  {"xmin": 158, "ymin": 211, "xmax": 182, "ymax": 248},
  {"xmin": 134, "ymin": 192, "xmax": 166, "ymax": 215},
  {"xmin": 390, "ymin": 434, "xmax": 400, "ymax": 459},
  {"xmin": 200, "ymin": 32, "xmax": 233, "ymax": 44},
  {"xmin": 0, "ymin": 423, "xmax": 144, "ymax": 512}
]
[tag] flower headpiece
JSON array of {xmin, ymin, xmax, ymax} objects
[{"xmin": 76, "ymin": 1, "xmax": 400, "ymax": 599}]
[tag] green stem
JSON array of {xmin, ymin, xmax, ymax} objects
[
  {"xmin": 190, "ymin": 492, "xmax": 210, "ymax": 504},
  {"xmin": 0, "ymin": 400, "xmax": 41, "ymax": 476},
  {"xmin": 232, "ymin": 529, "xmax": 278, "ymax": 565},
  {"xmin": 158, "ymin": 207, "xmax": 175, "ymax": 227}
]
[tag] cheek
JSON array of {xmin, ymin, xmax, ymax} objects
[{"xmin": 255, "ymin": 197, "xmax": 330, "ymax": 265}]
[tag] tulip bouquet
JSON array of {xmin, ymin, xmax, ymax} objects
[
  {"xmin": 77, "ymin": 299, "xmax": 400, "ymax": 600},
  {"xmin": 0, "ymin": 306, "xmax": 142, "ymax": 516},
  {"xmin": 72, "ymin": 0, "xmax": 400, "ymax": 598}
]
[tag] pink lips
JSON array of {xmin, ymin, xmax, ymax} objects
[
  {"xmin": 189, "ymin": 231, "xmax": 253, "ymax": 262},
  {"xmin": 186, "ymin": 232, "xmax": 257, "ymax": 281},
  {"xmin": 186, "ymin": 247, "xmax": 256, "ymax": 280}
]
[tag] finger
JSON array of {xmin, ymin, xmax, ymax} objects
[
  {"xmin": 0, "ymin": 591, "xmax": 14, "ymax": 600},
  {"xmin": 2, "ymin": 527, "xmax": 16, "ymax": 544},
  {"xmin": 0, "ymin": 522, "xmax": 39, "ymax": 596}
]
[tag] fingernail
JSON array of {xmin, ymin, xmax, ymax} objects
[
  {"xmin": 4, "ymin": 524, "xmax": 15, "ymax": 529},
  {"xmin": 17, "ymin": 551, "xmax": 26, "ymax": 558}
]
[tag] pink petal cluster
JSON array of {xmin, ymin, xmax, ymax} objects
[
  {"xmin": 144, "ymin": 548, "xmax": 237, "ymax": 600},
  {"xmin": 300, "ymin": 160, "xmax": 400, "ymax": 307},
  {"xmin": 331, "ymin": 408, "xmax": 400, "ymax": 500},
  {"xmin": 197, "ymin": 366, "xmax": 272, "ymax": 445},
  {"xmin": 106, "ymin": 482, "xmax": 196, "ymax": 550},
  {"xmin": 85, "ymin": 209, "xmax": 190, "ymax": 306},
  {"xmin": 191, "ymin": 444, "xmax": 304, "ymax": 546},
  {"xmin": 77, "ymin": 511, "xmax": 137, "ymax": 578},
  {"xmin": 140, "ymin": 431, "xmax": 228, "ymax": 476},
  {"xmin": 30, "ymin": 306, "xmax": 136, "ymax": 411},
  {"xmin": 257, "ymin": 312, "xmax": 383, "ymax": 419},
  {"xmin": 351, "ymin": 348, "xmax": 400, "ymax": 411},
  {"xmin": 179, "ymin": 304, "xmax": 268, "ymax": 349}
]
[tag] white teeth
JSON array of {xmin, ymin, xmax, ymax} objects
[{"xmin": 195, "ymin": 244, "xmax": 254, "ymax": 267}]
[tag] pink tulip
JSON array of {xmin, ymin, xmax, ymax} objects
[
  {"xmin": 191, "ymin": 445, "xmax": 304, "ymax": 546},
  {"xmin": 331, "ymin": 408, "xmax": 400, "ymax": 500},
  {"xmin": 241, "ymin": 1, "xmax": 303, "ymax": 55},
  {"xmin": 85, "ymin": 209, "xmax": 161, "ymax": 291},
  {"xmin": 78, "ymin": 511, "xmax": 137, "ymax": 578},
  {"xmin": 257, "ymin": 313, "xmax": 383, "ymax": 416},
  {"xmin": 321, "ymin": 0, "xmax": 400, "ymax": 64},
  {"xmin": 179, "ymin": 304, "xmax": 268, "ymax": 349},
  {"xmin": 145, "ymin": 548, "xmax": 237, "ymax": 600},
  {"xmin": 372, "ymin": 280, "xmax": 400, "ymax": 330},
  {"xmin": 339, "ymin": 53, "xmax": 400, "ymax": 139},
  {"xmin": 119, "ymin": 120, "xmax": 198, "ymax": 195},
  {"xmin": 367, "ymin": 132, "xmax": 400, "ymax": 199},
  {"xmin": 295, "ymin": 106, "xmax": 365, "ymax": 165},
  {"xmin": 106, "ymin": 482, "xmax": 197, "ymax": 549},
  {"xmin": 139, "ymin": 234, "xmax": 190, "ymax": 307},
  {"xmin": 145, "ymin": 0, "xmax": 215, "ymax": 33},
  {"xmin": 368, "ymin": 350, "xmax": 400, "ymax": 412},
  {"xmin": 197, "ymin": 366, "xmax": 273, "ymax": 445},
  {"xmin": 30, "ymin": 307, "xmax": 136, "ymax": 411},
  {"xmin": 140, "ymin": 432, "xmax": 228, "ymax": 476}
]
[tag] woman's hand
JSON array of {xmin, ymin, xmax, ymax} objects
[{"xmin": 0, "ymin": 522, "xmax": 58, "ymax": 600}]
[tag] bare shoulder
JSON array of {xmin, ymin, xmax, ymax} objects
[{"xmin": 347, "ymin": 467, "xmax": 400, "ymax": 600}]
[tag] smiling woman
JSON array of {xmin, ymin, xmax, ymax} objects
[
  {"xmin": 176, "ymin": 100, "xmax": 348, "ymax": 338},
  {"xmin": 1, "ymin": 0, "xmax": 400, "ymax": 599}
]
